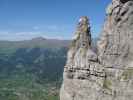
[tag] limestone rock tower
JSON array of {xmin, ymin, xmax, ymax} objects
[
  {"xmin": 60, "ymin": 0, "xmax": 133, "ymax": 100},
  {"xmin": 60, "ymin": 16, "xmax": 104, "ymax": 100}
]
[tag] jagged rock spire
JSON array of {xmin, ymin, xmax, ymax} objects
[
  {"xmin": 60, "ymin": 0, "xmax": 133, "ymax": 100},
  {"xmin": 60, "ymin": 16, "xmax": 103, "ymax": 100},
  {"xmin": 72, "ymin": 16, "xmax": 91, "ymax": 48},
  {"xmin": 67, "ymin": 16, "xmax": 91, "ymax": 66}
]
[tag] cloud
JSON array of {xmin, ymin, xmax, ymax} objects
[
  {"xmin": 0, "ymin": 24, "xmax": 73, "ymax": 41},
  {"xmin": 0, "ymin": 31, "xmax": 71, "ymax": 41},
  {"xmin": 32, "ymin": 25, "xmax": 59, "ymax": 31},
  {"xmin": 0, "ymin": 31, "xmax": 41, "ymax": 41}
]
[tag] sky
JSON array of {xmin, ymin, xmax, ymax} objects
[{"xmin": 0, "ymin": 0, "xmax": 111, "ymax": 41}]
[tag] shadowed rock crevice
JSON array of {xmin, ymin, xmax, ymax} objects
[{"xmin": 120, "ymin": 0, "xmax": 131, "ymax": 3}]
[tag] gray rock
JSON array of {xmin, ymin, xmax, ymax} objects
[
  {"xmin": 60, "ymin": 0, "xmax": 133, "ymax": 100},
  {"xmin": 60, "ymin": 16, "xmax": 105, "ymax": 100}
]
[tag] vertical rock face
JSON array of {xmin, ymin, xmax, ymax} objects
[
  {"xmin": 60, "ymin": 16, "xmax": 105, "ymax": 100},
  {"xmin": 60, "ymin": 0, "xmax": 133, "ymax": 100},
  {"xmin": 98, "ymin": 0, "xmax": 133, "ymax": 68},
  {"xmin": 97, "ymin": 0, "xmax": 133, "ymax": 99}
]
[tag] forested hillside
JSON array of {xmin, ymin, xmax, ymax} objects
[{"xmin": 0, "ymin": 37, "xmax": 69, "ymax": 100}]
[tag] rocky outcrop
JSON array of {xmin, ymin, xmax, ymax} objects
[
  {"xmin": 60, "ymin": 16, "xmax": 105, "ymax": 100},
  {"xmin": 97, "ymin": 0, "xmax": 133, "ymax": 99},
  {"xmin": 60, "ymin": 0, "xmax": 133, "ymax": 100}
]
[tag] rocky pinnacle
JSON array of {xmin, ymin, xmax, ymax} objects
[{"xmin": 60, "ymin": 0, "xmax": 133, "ymax": 100}]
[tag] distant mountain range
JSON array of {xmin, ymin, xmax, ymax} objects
[
  {"xmin": 0, "ymin": 37, "xmax": 71, "ymax": 81},
  {"xmin": 0, "ymin": 37, "xmax": 70, "ymax": 54}
]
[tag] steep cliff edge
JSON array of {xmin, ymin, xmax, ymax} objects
[{"xmin": 60, "ymin": 0, "xmax": 133, "ymax": 100}]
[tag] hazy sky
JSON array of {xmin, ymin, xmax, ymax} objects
[{"xmin": 0, "ymin": 0, "xmax": 111, "ymax": 41}]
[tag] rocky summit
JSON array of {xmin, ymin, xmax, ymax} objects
[{"xmin": 60, "ymin": 0, "xmax": 133, "ymax": 100}]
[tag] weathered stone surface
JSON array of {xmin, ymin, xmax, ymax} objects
[
  {"xmin": 60, "ymin": 16, "xmax": 105, "ymax": 100},
  {"xmin": 60, "ymin": 0, "xmax": 133, "ymax": 100}
]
